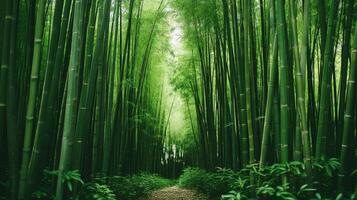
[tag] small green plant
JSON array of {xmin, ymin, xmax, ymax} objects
[
  {"xmin": 80, "ymin": 183, "xmax": 116, "ymax": 200},
  {"xmin": 275, "ymin": 184, "xmax": 297, "ymax": 200},
  {"xmin": 45, "ymin": 170, "xmax": 84, "ymax": 192},
  {"xmin": 230, "ymin": 177, "xmax": 250, "ymax": 192},
  {"xmin": 257, "ymin": 184, "xmax": 275, "ymax": 197},
  {"xmin": 62, "ymin": 170, "xmax": 84, "ymax": 192},
  {"xmin": 313, "ymin": 158, "xmax": 341, "ymax": 177},
  {"xmin": 31, "ymin": 190, "xmax": 50, "ymax": 199},
  {"xmin": 297, "ymin": 184, "xmax": 317, "ymax": 198},
  {"xmin": 35, "ymin": 169, "xmax": 85, "ymax": 199},
  {"xmin": 221, "ymin": 190, "xmax": 247, "ymax": 200}
]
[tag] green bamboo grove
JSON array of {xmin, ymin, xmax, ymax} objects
[
  {"xmin": 172, "ymin": 0, "xmax": 356, "ymax": 191},
  {"xmin": 0, "ymin": 0, "xmax": 180, "ymax": 199},
  {"xmin": 0, "ymin": 0, "xmax": 356, "ymax": 199}
]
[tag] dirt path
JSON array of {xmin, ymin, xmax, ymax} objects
[{"xmin": 144, "ymin": 186, "xmax": 208, "ymax": 200}]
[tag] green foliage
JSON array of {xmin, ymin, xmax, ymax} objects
[
  {"xmin": 178, "ymin": 167, "xmax": 233, "ymax": 197},
  {"xmin": 31, "ymin": 170, "xmax": 171, "ymax": 200},
  {"xmin": 31, "ymin": 170, "xmax": 85, "ymax": 199},
  {"xmin": 179, "ymin": 159, "xmax": 357, "ymax": 200},
  {"xmin": 310, "ymin": 158, "xmax": 342, "ymax": 194},
  {"xmin": 45, "ymin": 170, "xmax": 84, "ymax": 192},
  {"xmin": 178, "ymin": 168, "xmax": 212, "ymax": 193},
  {"xmin": 129, "ymin": 173, "xmax": 173, "ymax": 194},
  {"xmin": 93, "ymin": 173, "xmax": 173, "ymax": 200},
  {"xmin": 312, "ymin": 192, "xmax": 356, "ymax": 200},
  {"xmin": 221, "ymin": 191, "xmax": 247, "ymax": 200},
  {"xmin": 31, "ymin": 190, "xmax": 50, "ymax": 200},
  {"xmin": 312, "ymin": 158, "xmax": 341, "ymax": 177},
  {"xmin": 80, "ymin": 183, "xmax": 116, "ymax": 200}
]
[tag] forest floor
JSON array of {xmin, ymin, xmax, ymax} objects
[{"xmin": 143, "ymin": 186, "xmax": 208, "ymax": 200}]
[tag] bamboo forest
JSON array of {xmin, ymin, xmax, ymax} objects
[{"xmin": 0, "ymin": 0, "xmax": 357, "ymax": 199}]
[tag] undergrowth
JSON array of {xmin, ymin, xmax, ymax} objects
[
  {"xmin": 88, "ymin": 173, "xmax": 174, "ymax": 200},
  {"xmin": 178, "ymin": 158, "xmax": 357, "ymax": 200},
  {"xmin": 28, "ymin": 171, "xmax": 173, "ymax": 200}
]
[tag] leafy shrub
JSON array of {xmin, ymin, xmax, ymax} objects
[
  {"xmin": 95, "ymin": 176, "xmax": 136, "ymax": 200},
  {"xmin": 45, "ymin": 170, "xmax": 84, "ymax": 193},
  {"xmin": 32, "ymin": 169, "xmax": 85, "ymax": 199},
  {"xmin": 30, "ymin": 170, "xmax": 172, "ymax": 200},
  {"xmin": 178, "ymin": 167, "xmax": 234, "ymax": 197},
  {"xmin": 178, "ymin": 168, "xmax": 211, "ymax": 193},
  {"xmin": 94, "ymin": 172, "xmax": 173, "ymax": 200},
  {"xmin": 80, "ymin": 183, "xmax": 116, "ymax": 200},
  {"xmin": 180, "ymin": 159, "xmax": 357, "ymax": 200},
  {"xmin": 311, "ymin": 157, "xmax": 341, "ymax": 195},
  {"xmin": 210, "ymin": 168, "xmax": 239, "ymax": 197},
  {"xmin": 129, "ymin": 173, "xmax": 173, "ymax": 195}
]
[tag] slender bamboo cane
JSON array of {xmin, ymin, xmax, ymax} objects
[
  {"xmin": 55, "ymin": 0, "xmax": 84, "ymax": 198},
  {"xmin": 19, "ymin": 0, "xmax": 47, "ymax": 197},
  {"xmin": 260, "ymin": 32, "xmax": 278, "ymax": 167},
  {"xmin": 276, "ymin": 0, "xmax": 291, "ymax": 165},
  {"xmin": 298, "ymin": 0, "xmax": 312, "ymax": 170},
  {"xmin": 338, "ymin": 22, "xmax": 357, "ymax": 190},
  {"xmin": 316, "ymin": 0, "xmax": 340, "ymax": 159}
]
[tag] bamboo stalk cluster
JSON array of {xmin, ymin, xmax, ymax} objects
[
  {"xmin": 173, "ymin": 0, "xmax": 356, "ymax": 189},
  {"xmin": 0, "ymin": 0, "xmax": 179, "ymax": 199}
]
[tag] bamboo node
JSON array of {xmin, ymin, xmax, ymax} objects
[
  {"xmin": 256, "ymin": 116, "xmax": 265, "ymax": 120},
  {"xmin": 5, "ymin": 15, "xmax": 13, "ymax": 20},
  {"xmin": 26, "ymin": 116, "xmax": 34, "ymax": 120},
  {"xmin": 281, "ymin": 104, "xmax": 288, "ymax": 108},
  {"xmin": 1, "ymin": 65, "xmax": 8, "ymax": 69},
  {"xmin": 0, "ymin": 103, "xmax": 6, "ymax": 107}
]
